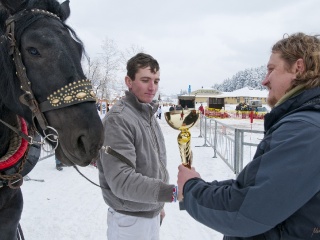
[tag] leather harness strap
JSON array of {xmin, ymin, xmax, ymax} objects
[
  {"xmin": 5, "ymin": 10, "xmax": 52, "ymax": 130},
  {"xmin": 0, "ymin": 118, "xmax": 38, "ymax": 144}
]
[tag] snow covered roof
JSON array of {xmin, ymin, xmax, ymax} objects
[
  {"xmin": 220, "ymin": 87, "xmax": 268, "ymax": 98},
  {"xmin": 191, "ymin": 88, "xmax": 221, "ymax": 95},
  {"xmin": 179, "ymin": 87, "xmax": 268, "ymax": 98}
]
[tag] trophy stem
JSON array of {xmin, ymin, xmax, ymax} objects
[{"xmin": 178, "ymin": 128, "xmax": 192, "ymax": 169}]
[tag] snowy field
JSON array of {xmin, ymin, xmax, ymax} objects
[{"xmin": 20, "ymin": 106, "xmax": 263, "ymax": 240}]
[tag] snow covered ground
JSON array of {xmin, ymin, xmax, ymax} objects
[{"xmin": 20, "ymin": 106, "xmax": 262, "ymax": 240}]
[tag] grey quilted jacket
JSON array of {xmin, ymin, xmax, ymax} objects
[{"xmin": 97, "ymin": 91, "xmax": 174, "ymax": 218}]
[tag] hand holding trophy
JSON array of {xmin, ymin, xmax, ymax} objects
[{"xmin": 165, "ymin": 108, "xmax": 199, "ymax": 209}]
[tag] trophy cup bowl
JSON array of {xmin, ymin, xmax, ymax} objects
[{"xmin": 164, "ymin": 109, "xmax": 199, "ymax": 169}]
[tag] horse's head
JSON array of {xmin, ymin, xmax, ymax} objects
[{"xmin": 0, "ymin": 0, "xmax": 104, "ymax": 166}]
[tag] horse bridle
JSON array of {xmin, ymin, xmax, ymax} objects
[
  {"xmin": 1, "ymin": 8, "xmax": 97, "ymax": 148},
  {"xmin": 1, "ymin": 8, "xmax": 110, "ymax": 192}
]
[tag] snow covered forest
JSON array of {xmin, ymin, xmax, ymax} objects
[{"xmin": 212, "ymin": 65, "xmax": 267, "ymax": 92}]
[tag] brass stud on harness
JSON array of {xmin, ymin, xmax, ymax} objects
[
  {"xmin": 64, "ymin": 96, "xmax": 72, "ymax": 101},
  {"xmin": 52, "ymin": 99, "xmax": 60, "ymax": 104},
  {"xmin": 76, "ymin": 92, "xmax": 87, "ymax": 99}
]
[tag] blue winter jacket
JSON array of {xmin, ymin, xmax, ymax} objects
[{"xmin": 183, "ymin": 87, "xmax": 320, "ymax": 239}]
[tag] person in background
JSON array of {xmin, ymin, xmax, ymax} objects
[
  {"xmin": 157, "ymin": 105, "xmax": 162, "ymax": 119},
  {"xmin": 180, "ymin": 109, "xmax": 184, "ymax": 120},
  {"xmin": 198, "ymin": 104, "xmax": 204, "ymax": 115},
  {"xmin": 55, "ymin": 157, "xmax": 64, "ymax": 171},
  {"xmin": 97, "ymin": 53, "xmax": 177, "ymax": 240},
  {"xmin": 96, "ymin": 100, "xmax": 101, "ymax": 112},
  {"xmin": 177, "ymin": 32, "xmax": 320, "ymax": 239}
]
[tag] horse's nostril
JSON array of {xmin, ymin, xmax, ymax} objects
[
  {"xmin": 77, "ymin": 135, "xmax": 86, "ymax": 154},
  {"xmin": 77, "ymin": 135, "xmax": 98, "ymax": 155}
]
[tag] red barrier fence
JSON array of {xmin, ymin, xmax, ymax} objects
[{"xmin": 205, "ymin": 108, "xmax": 266, "ymax": 119}]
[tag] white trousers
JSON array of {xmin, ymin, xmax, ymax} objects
[{"xmin": 107, "ymin": 208, "xmax": 160, "ymax": 240}]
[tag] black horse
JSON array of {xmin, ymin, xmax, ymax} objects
[{"xmin": 0, "ymin": 0, "xmax": 104, "ymax": 239}]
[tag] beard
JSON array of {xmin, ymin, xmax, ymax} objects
[{"xmin": 267, "ymin": 95, "xmax": 277, "ymax": 108}]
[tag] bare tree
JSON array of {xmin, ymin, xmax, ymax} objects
[
  {"xmin": 117, "ymin": 44, "xmax": 144, "ymax": 91},
  {"xmin": 83, "ymin": 39, "xmax": 144, "ymax": 101},
  {"xmin": 98, "ymin": 37, "xmax": 122, "ymax": 100},
  {"xmin": 119, "ymin": 44, "xmax": 144, "ymax": 72},
  {"xmin": 82, "ymin": 57, "xmax": 103, "ymax": 97}
]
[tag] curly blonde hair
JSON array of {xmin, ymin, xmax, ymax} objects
[{"xmin": 272, "ymin": 32, "xmax": 320, "ymax": 89}]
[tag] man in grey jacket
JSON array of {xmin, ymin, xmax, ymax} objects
[
  {"xmin": 177, "ymin": 32, "xmax": 320, "ymax": 239},
  {"xmin": 97, "ymin": 53, "xmax": 177, "ymax": 240}
]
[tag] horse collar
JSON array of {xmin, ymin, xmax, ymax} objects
[
  {"xmin": 0, "ymin": 117, "xmax": 29, "ymax": 189},
  {"xmin": 0, "ymin": 117, "xmax": 28, "ymax": 171}
]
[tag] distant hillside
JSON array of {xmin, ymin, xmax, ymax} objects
[{"xmin": 212, "ymin": 65, "xmax": 267, "ymax": 92}]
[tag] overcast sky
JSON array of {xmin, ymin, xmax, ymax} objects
[{"xmin": 63, "ymin": 0, "xmax": 320, "ymax": 94}]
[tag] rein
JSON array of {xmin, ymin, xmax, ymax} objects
[
  {"xmin": 0, "ymin": 118, "xmax": 59, "ymax": 152},
  {"xmin": 73, "ymin": 166, "xmax": 107, "ymax": 190},
  {"xmin": 0, "ymin": 119, "xmax": 41, "ymax": 145},
  {"xmin": 74, "ymin": 146, "xmax": 135, "ymax": 190}
]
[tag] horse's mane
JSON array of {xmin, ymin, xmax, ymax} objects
[
  {"xmin": 0, "ymin": 0, "xmax": 86, "ymax": 108},
  {"xmin": 0, "ymin": 102, "xmax": 16, "ymax": 156},
  {"xmin": 24, "ymin": 0, "xmax": 85, "ymax": 53}
]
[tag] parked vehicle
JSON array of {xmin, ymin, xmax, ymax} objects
[
  {"xmin": 255, "ymin": 107, "xmax": 269, "ymax": 113},
  {"xmin": 249, "ymin": 100, "xmax": 262, "ymax": 108}
]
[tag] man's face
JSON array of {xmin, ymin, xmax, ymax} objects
[
  {"xmin": 262, "ymin": 52, "xmax": 297, "ymax": 107},
  {"xmin": 125, "ymin": 66, "xmax": 160, "ymax": 103}
]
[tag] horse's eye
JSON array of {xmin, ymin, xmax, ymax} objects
[{"xmin": 27, "ymin": 47, "xmax": 40, "ymax": 56}]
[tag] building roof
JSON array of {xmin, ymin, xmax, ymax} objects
[
  {"xmin": 191, "ymin": 88, "xmax": 221, "ymax": 95},
  {"xmin": 220, "ymin": 87, "xmax": 268, "ymax": 98},
  {"xmin": 179, "ymin": 87, "xmax": 268, "ymax": 99}
]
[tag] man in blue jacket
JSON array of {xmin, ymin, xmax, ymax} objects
[{"xmin": 177, "ymin": 32, "xmax": 320, "ymax": 239}]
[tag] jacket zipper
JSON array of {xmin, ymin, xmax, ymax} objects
[{"xmin": 150, "ymin": 116, "xmax": 168, "ymax": 183}]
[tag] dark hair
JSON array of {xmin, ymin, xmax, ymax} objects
[
  {"xmin": 126, "ymin": 53, "xmax": 160, "ymax": 80},
  {"xmin": 272, "ymin": 32, "xmax": 320, "ymax": 89}
]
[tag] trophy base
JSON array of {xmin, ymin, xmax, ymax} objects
[{"xmin": 179, "ymin": 201, "xmax": 186, "ymax": 211}]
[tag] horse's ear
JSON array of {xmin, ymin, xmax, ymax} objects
[
  {"xmin": 0, "ymin": 2, "xmax": 4, "ymax": 12},
  {"xmin": 60, "ymin": 0, "xmax": 70, "ymax": 21},
  {"xmin": 0, "ymin": 0, "xmax": 27, "ymax": 14}
]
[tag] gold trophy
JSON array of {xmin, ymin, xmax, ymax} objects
[{"xmin": 165, "ymin": 108, "xmax": 199, "ymax": 209}]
